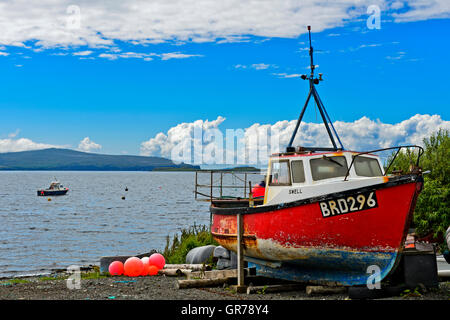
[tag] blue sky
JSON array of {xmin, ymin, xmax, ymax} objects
[{"xmin": 0, "ymin": 1, "xmax": 449, "ymax": 158}]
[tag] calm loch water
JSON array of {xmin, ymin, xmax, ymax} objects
[{"xmin": 0, "ymin": 171, "xmax": 215, "ymax": 278}]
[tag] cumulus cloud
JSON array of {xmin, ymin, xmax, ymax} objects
[
  {"xmin": 73, "ymin": 50, "xmax": 93, "ymax": 56},
  {"xmin": 77, "ymin": 137, "xmax": 102, "ymax": 152},
  {"xmin": 0, "ymin": 1, "xmax": 447, "ymax": 52},
  {"xmin": 140, "ymin": 114, "xmax": 450, "ymax": 165},
  {"xmin": 0, "ymin": 137, "xmax": 61, "ymax": 153},
  {"xmin": 392, "ymin": 0, "xmax": 450, "ymax": 22},
  {"xmin": 141, "ymin": 116, "xmax": 226, "ymax": 163}
]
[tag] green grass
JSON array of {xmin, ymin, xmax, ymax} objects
[
  {"xmin": 38, "ymin": 270, "xmax": 110, "ymax": 282},
  {"xmin": 0, "ymin": 279, "xmax": 30, "ymax": 285},
  {"xmin": 163, "ymin": 224, "xmax": 218, "ymax": 265}
]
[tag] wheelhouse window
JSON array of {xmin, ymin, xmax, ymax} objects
[
  {"xmin": 310, "ymin": 156, "xmax": 348, "ymax": 181},
  {"xmin": 354, "ymin": 156, "xmax": 383, "ymax": 177},
  {"xmin": 291, "ymin": 160, "xmax": 305, "ymax": 183},
  {"xmin": 269, "ymin": 160, "xmax": 291, "ymax": 186}
]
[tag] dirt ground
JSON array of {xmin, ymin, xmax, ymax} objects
[{"xmin": 0, "ymin": 270, "xmax": 449, "ymax": 300}]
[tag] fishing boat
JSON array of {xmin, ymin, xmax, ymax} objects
[
  {"xmin": 208, "ymin": 27, "xmax": 424, "ymax": 286},
  {"xmin": 37, "ymin": 179, "xmax": 69, "ymax": 196}
]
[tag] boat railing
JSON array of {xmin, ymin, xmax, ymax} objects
[
  {"xmin": 343, "ymin": 145, "xmax": 424, "ymax": 181},
  {"xmin": 194, "ymin": 170, "xmax": 265, "ymax": 202}
]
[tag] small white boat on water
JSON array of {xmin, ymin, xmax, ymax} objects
[{"xmin": 37, "ymin": 179, "xmax": 69, "ymax": 196}]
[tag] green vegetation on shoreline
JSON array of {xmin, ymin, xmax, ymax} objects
[{"xmin": 388, "ymin": 129, "xmax": 449, "ymax": 251}]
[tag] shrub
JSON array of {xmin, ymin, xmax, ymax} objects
[{"xmin": 387, "ymin": 129, "xmax": 450, "ymax": 250}]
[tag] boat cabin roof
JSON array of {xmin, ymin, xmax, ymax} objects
[
  {"xmin": 272, "ymin": 150, "xmax": 378, "ymax": 159},
  {"xmin": 267, "ymin": 149, "xmax": 384, "ymax": 186}
]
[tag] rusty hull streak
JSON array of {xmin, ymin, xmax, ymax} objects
[
  {"xmin": 212, "ymin": 232, "xmax": 396, "ymax": 268},
  {"xmin": 211, "ymin": 232, "xmax": 264, "ymax": 258}
]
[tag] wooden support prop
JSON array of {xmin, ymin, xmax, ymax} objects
[
  {"xmin": 176, "ymin": 278, "xmax": 232, "ymax": 289},
  {"xmin": 306, "ymin": 285, "xmax": 347, "ymax": 296},
  {"xmin": 163, "ymin": 264, "xmax": 211, "ymax": 271},
  {"xmin": 235, "ymin": 213, "xmax": 247, "ymax": 293},
  {"xmin": 247, "ymin": 284, "xmax": 304, "ymax": 295}
]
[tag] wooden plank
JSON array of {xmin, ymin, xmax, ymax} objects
[
  {"xmin": 158, "ymin": 269, "xmax": 192, "ymax": 277},
  {"xmin": 163, "ymin": 264, "xmax": 211, "ymax": 271},
  {"xmin": 186, "ymin": 268, "xmax": 254, "ymax": 280},
  {"xmin": 176, "ymin": 278, "xmax": 231, "ymax": 289},
  {"xmin": 306, "ymin": 285, "xmax": 347, "ymax": 296},
  {"xmin": 247, "ymin": 284, "xmax": 304, "ymax": 294}
]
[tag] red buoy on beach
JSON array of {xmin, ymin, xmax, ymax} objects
[
  {"xmin": 149, "ymin": 253, "xmax": 165, "ymax": 270},
  {"xmin": 124, "ymin": 257, "xmax": 144, "ymax": 277},
  {"xmin": 148, "ymin": 265, "xmax": 159, "ymax": 276},
  {"xmin": 108, "ymin": 261, "xmax": 124, "ymax": 276}
]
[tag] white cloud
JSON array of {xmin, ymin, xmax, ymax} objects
[
  {"xmin": 98, "ymin": 53, "xmax": 118, "ymax": 60},
  {"xmin": 392, "ymin": 0, "xmax": 450, "ymax": 22},
  {"xmin": 0, "ymin": 137, "xmax": 61, "ymax": 153},
  {"xmin": 139, "ymin": 114, "xmax": 450, "ymax": 165},
  {"xmin": 234, "ymin": 63, "xmax": 276, "ymax": 71},
  {"xmin": 234, "ymin": 64, "xmax": 247, "ymax": 69},
  {"xmin": 98, "ymin": 51, "xmax": 200, "ymax": 61},
  {"xmin": 390, "ymin": 1, "xmax": 405, "ymax": 10},
  {"xmin": 73, "ymin": 50, "xmax": 93, "ymax": 56},
  {"xmin": 251, "ymin": 63, "xmax": 271, "ymax": 70},
  {"xmin": 272, "ymin": 73, "xmax": 302, "ymax": 78},
  {"xmin": 0, "ymin": 1, "xmax": 447, "ymax": 52},
  {"xmin": 160, "ymin": 52, "xmax": 203, "ymax": 61},
  {"xmin": 77, "ymin": 137, "xmax": 102, "ymax": 152},
  {"xmin": 140, "ymin": 117, "xmax": 226, "ymax": 162}
]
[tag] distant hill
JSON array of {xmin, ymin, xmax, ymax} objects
[{"xmin": 0, "ymin": 148, "xmax": 200, "ymax": 171}]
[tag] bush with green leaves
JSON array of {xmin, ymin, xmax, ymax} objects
[{"xmin": 387, "ymin": 129, "xmax": 449, "ymax": 250}]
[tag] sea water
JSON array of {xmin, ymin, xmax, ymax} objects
[{"xmin": 0, "ymin": 171, "xmax": 263, "ymax": 278}]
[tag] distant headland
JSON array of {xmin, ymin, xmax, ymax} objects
[{"xmin": 0, "ymin": 148, "xmax": 200, "ymax": 171}]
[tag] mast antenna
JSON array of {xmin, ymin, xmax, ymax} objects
[{"xmin": 287, "ymin": 26, "xmax": 344, "ymax": 153}]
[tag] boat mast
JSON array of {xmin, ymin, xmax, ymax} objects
[{"xmin": 287, "ymin": 26, "xmax": 344, "ymax": 152}]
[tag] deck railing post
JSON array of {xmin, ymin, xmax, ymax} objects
[
  {"xmin": 210, "ymin": 171, "xmax": 213, "ymax": 202},
  {"xmin": 248, "ymin": 181, "xmax": 254, "ymax": 208},
  {"xmin": 244, "ymin": 173, "xmax": 247, "ymax": 198},
  {"xmin": 220, "ymin": 172, "xmax": 223, "ymax": 198}
]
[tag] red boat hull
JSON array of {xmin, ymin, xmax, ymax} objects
[{"xmin": 210, "ymin": 175, "xmax": 423, "ymax": 285}]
